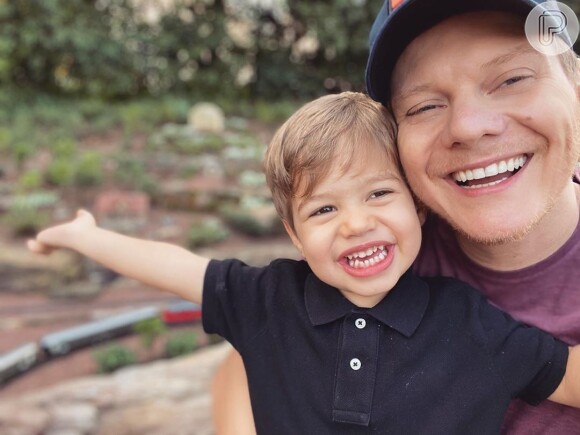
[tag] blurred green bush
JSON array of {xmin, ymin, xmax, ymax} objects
[
  {"xmin": 0, "ymin": 0, "xmax": 384, "ymax": 100},
  {"xmin": 165, "ymin": 331, "xmax": 199, "ymax": 358},
  {"xmin": 93, "ymin": 344, "xmax": 137, "ymax": 374}
]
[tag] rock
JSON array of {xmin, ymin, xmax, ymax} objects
[
  {"xmin": 220, "ymin": 198, "xmax": 284, "ymax": 237},
  {"xmin": 0, "ymin": 247, "xmax": 84, "ymax": 294},
  {"xmin": 188, "ymin": 103, "xmax": 225, "ymax": 134},
  {"xmin": 0, "ymin": 342, "xmax": 232, "ymax": 434},
  {"xmin": 0, "ymin": 404, "xmax": 50, "ymax": 435},
  {"xmin": 48, "ymin": 403, "xmax": 98, "ymax": 433},
  {"xmin": 154, "ymin": 176, "xmax": 236, "ymax": 213},
  {"xmin": 93, "ymin": 190, "xmax": 150, "ymax": 234}
]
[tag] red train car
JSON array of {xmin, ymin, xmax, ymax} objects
[{"xmin": 162, "ymin": 300, "xmax": 202, "ymax": 324}]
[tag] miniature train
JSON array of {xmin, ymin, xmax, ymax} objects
[{"xmin": 0, "ymin": 300, "xmax": 202, "ymax": 385}]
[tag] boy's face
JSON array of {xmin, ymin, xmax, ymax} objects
[
  {"xmin": 284, "ymin": 143, "xmax": 422, "ymax": 308},
  {"xmin": 390, "ymin": 11, "xmax": 580, "ymax": 245}
]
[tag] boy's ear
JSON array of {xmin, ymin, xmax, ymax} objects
[{"xmin": 282, "ymin": 220, "xmax": 304, "ymax": 257}]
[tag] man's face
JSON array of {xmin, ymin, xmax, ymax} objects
[{"xmin": 391, "ymin": 12, "xmax": 580, "ymax": 244}]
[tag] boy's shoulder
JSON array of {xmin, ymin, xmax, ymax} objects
[
  {"xmin": 419, "ymin": 274, "xmax": 489, "ymax": 311},
  {"xmin": 207, "ymin": 257, "xmax": 311, "ymax": 287}
]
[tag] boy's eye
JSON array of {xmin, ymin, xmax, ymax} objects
[
  {"xmin": 311, "ymin": 205, "xmax": 335, "ymax": 217},
  {"xmin": 370, "ymin": 189, "xmax": 392, "ymax": 199}
]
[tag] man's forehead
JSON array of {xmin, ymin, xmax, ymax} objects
[
  {"xmin": 399, "ymin": 11, "xmax": 526, "ymax": 60},
  {"xmin": 391, "ymin": 11, "xmax": 529, "ymax": 100}
]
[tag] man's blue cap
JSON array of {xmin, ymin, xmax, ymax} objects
[{"xmin": 365, "ymin": 0, "xmax": 562, "ymax": 105}]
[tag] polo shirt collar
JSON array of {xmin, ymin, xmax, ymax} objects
[{"xmin": 305, "ymin": 269, "xmax": 429, "ymax": 337}]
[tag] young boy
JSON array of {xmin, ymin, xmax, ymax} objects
[{"xmin": 28, "ymin": 92, "xmax": 580, "ymax": 434}]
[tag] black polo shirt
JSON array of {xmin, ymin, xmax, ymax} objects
[{"xmin": 203, "ymin": 259, "xmax": 568, "ymax": 435}]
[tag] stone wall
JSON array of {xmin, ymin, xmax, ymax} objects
[{"xmin": 0, "ymin": 342, "xmax": 232, "ymax": 435}]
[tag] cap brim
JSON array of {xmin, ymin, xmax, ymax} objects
[{"xmin": 366, "ymin": 0, "xmax": 540, "ymax": 105}]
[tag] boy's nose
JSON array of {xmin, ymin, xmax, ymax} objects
[{"xmin": 339, "ymin": 210, "xmax": 376, "ymax": 238}]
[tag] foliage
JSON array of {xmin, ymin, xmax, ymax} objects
[
  {"xmin": 112, "ymin": 153, "xmax": 157, "ymax": 194},
  {"xmin": 74, "ymin": 152, "xmax": 104, "ymax": 187},
  {"xmin": 45, "ymin": 158, "xmax": 75, "ymax": 187},
  {"xmin": 0, "ymin": 0, "xmax": 384, "ymax": 100},
  {"xmin": 164, "ymin": 331, "xmax": 199, "ymax": 358},
  {"xmin": 2, "ymin": 204, "xmax": 51, "ymax": 237},
  {"xmin": 187, "ymin": 217, "xmax": 229, "ymax": 248},
  {"xmin": 134, "ymin": 317, "xmax": 167, "ymax": 351},
  {"xmin": 93, "ymin": 344, "xmax": 137, "ymax": 373},
  {"xmin": 17, "ymin": 169, "xmax": 43, "ymax": 192},
  {"xmin": 2, "ymin": 191, "xmax": 58, "ymax": 237},
  {"xmin": 219, "ymin": 196, "xmax": 284, "ymax": 237},
  {"xmin": 0, "ymin": 0, "xmax": 147, "ymax": 98},
  {"xmin": 147, "ymin": 124, "xmax": 225, "ymax": 155}
]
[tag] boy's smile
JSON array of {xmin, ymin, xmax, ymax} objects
[
  {"xmin": 339, "ymin": 242, "xmax": 394, "ymax": 277},
  {"xmin": 285, "ymin": 140, "xmax": 422, "ymax": 308}
]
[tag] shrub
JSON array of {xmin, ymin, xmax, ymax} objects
[
  {"xmin": 2, "ymin": 192, "xmax": 58, "ymax": 237},
  {"xmin": 11, "ymin": 142, "xmax": 34, "ymax": 168},
  {"xmin": 147, "ymin": 124, "xmax": 225, "ymax": 155},
  {"xmin": 45, "ymin": 158, "xmax": 75, "ymax": 186},
  {"xmin": 93, "ymin": 344, "xmax": 137, "ymax": 374},
  {"xmin": 74, "ymin": 152, "xmax": 104, "ymax": 187},
  {"xmin": 112, "ymin": 154, "xmax": 157, "ymax": 194},
  {"xmin": 220, "ymin": 197, "xmax": 284, "ymax": 237},
  {"xmin": 187, "ymin": 217, "xmax": 229, "ymax": 248},
  {"xmin": 17, "ymin": 169, "xmax": 43, "ymax": 192},
  {"xmin": 133, "ymin": 317, "xmax": 167, "ymax": 352},
  {"xmin": 2, "ymin": 205, "xmax": 51, "ymax": 237},
  {"xmin": 165, "ymin": 332, "xmax": 199, "ymax": 358},
  {"xmin": 51, "ymin": 137, "xmax": 77, "ymax": 159},
  {"xmin": 253, "ymin": 100, "xmax": 299, "ymax": 124}
]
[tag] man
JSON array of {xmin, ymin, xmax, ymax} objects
[
  {"xmin": 212, "ymin": 1, "xmax": 580, "ymax": 433},
  {"xmin": 370, "ymin": 1, "xmax": 580, "ymax": 433}
]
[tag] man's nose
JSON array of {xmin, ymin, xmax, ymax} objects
[{"xmin": 446, "ymin": 95, "xmax": 507, "ymax": 147}]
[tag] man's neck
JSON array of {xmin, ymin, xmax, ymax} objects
[{"xmin": 456, "ymin": 184, "xmax": 580, "ymax": 271}]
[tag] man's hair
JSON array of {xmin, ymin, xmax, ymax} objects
[
  {"xmin": 264, "ymin": 92, "xmax": 399, "ymax": 230},
  {"xmin": 560, "ymin": 48, "xmax": 579, "ymax": 79}
]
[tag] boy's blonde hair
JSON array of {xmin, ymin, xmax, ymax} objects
[{"xmin": 265, "ymin": 92, "xmax": 399, "ymax": 230}]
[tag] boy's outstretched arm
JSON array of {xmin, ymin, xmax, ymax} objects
[
  {"xmin": 27, "ymin": 210, "xmax": 209, "ymax": 304},
  {"xmin": 549, "ymin": 346, "xmax": 580, "ymax": 408}
]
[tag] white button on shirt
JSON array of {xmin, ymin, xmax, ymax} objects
[
  {"xmin": 350, "ymin": 358, "xmax": 361, "ymax": 370},
  {"xmin": 355, "ymin": 318, "xmax": 366, "ymax": 329}
]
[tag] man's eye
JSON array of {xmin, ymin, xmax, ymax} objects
[
  {"xmin": 406, "ymin": 104, "xmax": 440, "ymax": 117},
  {"xmin": 500, "ymin": 75, "xmax": 529, "ymax": 88},
  {"xmin": 311, "ymin": 205, "xmax": 335, "ymax": 216}
]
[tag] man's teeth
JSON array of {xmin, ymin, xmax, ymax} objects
[
  {"xmin": 346, "ymin": 246, "xmax": 387, "ymax": 268},
  {"xmin": 453, "ymin": 155, "xmax": 527, "ymax": 183}
]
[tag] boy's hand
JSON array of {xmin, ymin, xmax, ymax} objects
[{"xmin": 27, "ymin": 209, "xmax": 96, "ymax": 255}]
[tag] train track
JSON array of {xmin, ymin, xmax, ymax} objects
[{"xmin": 0, "ymin": 294, "xmax": 181, "ymax": 318}]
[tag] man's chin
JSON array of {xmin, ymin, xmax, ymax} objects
[
  {"xmin": 455, "ymin": 224, "xmax": 533, "ymax": 247},
  {"xmin": 450, "ymin": 210, "xmax": 548, "ymax": 247}
]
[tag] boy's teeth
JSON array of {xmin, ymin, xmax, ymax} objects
[
  {"xmin": 346, "ymin": 245, "xmax": 384, "ymax": 260},
  {"xmin": 452, "ymin": 155, "xmax": 527, "ymax": 183},
  {"xmin": 346, "ymin": 246, "xmax": 388, "ymax": 268}
]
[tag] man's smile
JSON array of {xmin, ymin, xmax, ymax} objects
[{"xmin": 451, "ymin": 154, "xmax": 529, "ymax": 189}]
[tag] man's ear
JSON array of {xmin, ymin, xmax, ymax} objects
[
  {"xmin": 283, "ymin": 220, "xmax": 304, "ymax": 257},
  {"xmin": 575, "ymin": 57, "xmax": 580, "ymax": 99}
]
